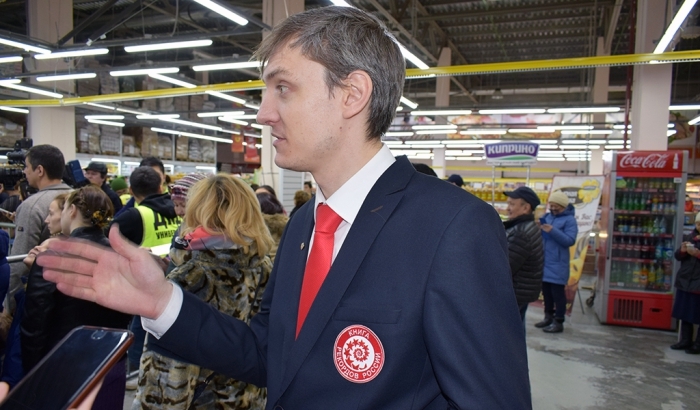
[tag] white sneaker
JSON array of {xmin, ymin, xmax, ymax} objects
[{"xmin": 125, "ymin": 377, "xmax": 138, "ymax": 391}]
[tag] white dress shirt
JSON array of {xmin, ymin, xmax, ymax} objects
[{"xmin": 143, "ymin": 144, "xmax": 396, "ymax": 338}]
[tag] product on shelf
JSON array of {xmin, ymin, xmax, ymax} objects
[
  {"xmin": 189, "ymin": 95, "xmax": 205, "ymax": 120},
  {"xmin": 118, "ymin": 77, "xmax": 138, "ymax": 107},
  {"xmin": 174, "ymin": 97, "xmax": 189, "ymax": 117},
  {"xmin": 132, "ymin": 127, "xmax": 159, "ymax": 157},
  {"xmin": 188, "ymin": 138, "xmax": 202, "ymax": 162},
  {"xmin": 200, "ymin": 140, "xmax": 215, "ymax": 162},
  {"xmin": 176, "ymin": 135, "xmax": 189, "ymax": 160},
  {"xmin": 157, "ymin": 134, "xmax": 173, "ymax": 160},
  {"xmin": 0, "ymin": 118, "xmax": 24, "ymax": 148},
  {"xmin": 200, "ymin": 101, "xmax": 217, "ymax": 124},
  {"xmin": 122, "ymin": 135, "xmax": 140, "ymax": 157},
  {"xmin": 608, "ymin": 177, "xmax": 679, "ymax": 293},
  {"xmin": 98, "ymin": 69, "xmax": 119, "ymax": 95},
  {"xmin": 100, "ymin": 125, "xmax": 121, "ymax": 155}
]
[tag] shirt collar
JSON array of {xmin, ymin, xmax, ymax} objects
[{"xmin": 314, "ymin": 144, "xmax": 395, "ymax": 224}]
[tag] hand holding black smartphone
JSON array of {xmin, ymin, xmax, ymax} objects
[{"xmin": 0, "ymin": 326, "xmax": 132, "ymax": 410}]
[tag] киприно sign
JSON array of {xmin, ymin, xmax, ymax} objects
[{"xmin": 485, "ymin": 142, "xmax": 539, "ymax": 165}]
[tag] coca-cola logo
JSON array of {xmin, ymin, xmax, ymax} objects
[{"xmin": 619, "ymin": 153, "xmax": 670, "ymax": 169}]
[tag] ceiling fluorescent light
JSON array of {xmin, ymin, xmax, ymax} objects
[
  {"xmin": 560, "ymin": 145, "xmax": 600, "ymax": 149},
  {"xmin": 110, "ymin": 67, "xmax": 179, "ymax": 76},
  {"xmin": 537, "ymin": 145, "xmax": 560, "ymax": 150},
  {"xmin": 508, "ymin": 128, "xmax": 554, "ymax": 133},
  {"xmin": 0, "ymin": 106, "xmax": 28, "ymax": 114},
  {"xmin": 250, "ymin": 124, "xmax": 264, "ymax": 129},
  {"xmin": 85, "ymin": 115, "xmax": 124, "ymax": 120},
  {"xmin": 218, "ymin": 117, "xmax": 248, "ymax": 126},
  {"xmin": 0, "ymin": 56, "xmax": 22, "ymax": 64},
  {"xmin": 160, "ymin": 117, "xmax": 223, "ymax": 131},
  {"xmin": 688, "ymin": 115, "xmax": 700, "ymax": 125},
  {"xmin": 415, "ymin": 130, "xmax": 457, "ymax": 135},
  {"xmin": 148, "ymin": 73, "xmax": 196, "ymax": 88},
  {"xmin": 87, "ymin": 118, "xmax": 124, "ymax": 127},
  {"xmin": 192, "ymin": 0, "xmax": 247, "ymax": 25},
  {"xmin": 397, "ymin": 44, "xmax": 429, "ymax": 70},
  {"xmin": 136, "ymin": 114, "xmax": 180, "ymax": 120},
  {"xmin": 192, "ymin": 61, "xmax": 260, "ymax": 71},
  {"xmin": 330, "ymin": 0, "xmax": 353, "ymax": 6},
  {"xmin": 198, "ymin": 111, "xmax": 245, "ymax": 118},
  {"xmin": 540, "ymin": 125, "xmax": 594, "ymax": 130},
  {"xmin": 528, "ymin": 139, "xmax": 559, "ymax": 144},
  {"xmin": 459, "ymin": 129, "xmax": 507, "ymax": 135},
  {"xmin": 384, "ymin": 132, "xmax": 413, "ymax": 137},
  {"xmin": 206, "ymin": 91, "xmax": 246, "ymax": 104},
  {"xmin": 151, "ymin": 127, "xmax": 232, "ymax": 143},
  {"xmin": 560, "ymin": 130, "xmax": 612, "ymax": 135},
  {"xmin": 0, "ymin": 80, "xmax": 63, "ymax": 98},
  {"xmin": 244, "ymin": 103, "xmax": 260, "ymax": 110},
  {"xmin": 34, "ymin": 48, "xmax": 108, "ymax": 60},
  {"xmin": 654, "ymin": 0, "xmax": 698, "ymax": 54},
  {"xmin": 400, "ymin": 96, "xmax": 419, "ymax": 109},
  {"xmin": 547, "ymin": 107, "xmax": 620, "ymax": 113},
  {"xmin": 412, "ymin": 110, "xmax": 472, "ymax": 116},
  {"xmin": 560, "ymin": 139, "xmax": 607, "ymax": 144},
  {"xmin": 613, "ymin": 124, "xmax": 631, "ymax": 130},
  {"xmin": 396, "ymin": 106, "xmax": 403, "ymax": 111},
  {"xmin": 412, "ymin": 124, "xmax": 458, "ymax": 130},
  {"xmin": 125, "ymin": 39, "xmax": 213, "ymax": 53},
  {"xmin": 0, "ymin": 37, "xmax": 51, "ymax": 54},
  {"xmin": 36, "ymin": 73, "xmax": 97, "ymax": 82},
  {"xmin": 86, "ymin": 102, "xmax": 115, "ymax": 110},
  {"xmin": 479, "ymin": 109, "xmax": 546, "ymax": 115},
  {"xmin": 116, "ymin": 107, "xmax": 146, "ymax": 115},
  {"xmin": 669, "ymin": 104, "xmax": 700, "ymax": 110},
  {"xmin": 409, "ymin": 141, "xmax": 445, "ymax": 145}
]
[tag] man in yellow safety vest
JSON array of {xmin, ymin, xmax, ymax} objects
[{"xmin": 110, "ymin": 166, "xmax": 179, "ymax": 255}]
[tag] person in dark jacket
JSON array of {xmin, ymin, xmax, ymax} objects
[
  {"xmin": 671, "ymin": 215, "xmax": 700, "ymax": 354},
  {"xmin": 20, "ymin": 185, "xmax": 130, "ymax": 409},
  {"xmin": 84, "ymin": 161, "xmax": 123, "ymax": 213},
  {"xmin": 504, "ymin": 187, "xmax": 544, "ymax": 322},
  {"xmin": 535, "ymin": 191, "xmax": 578, "ymax": 333}
]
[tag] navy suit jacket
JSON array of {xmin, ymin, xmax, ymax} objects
[{"xmin": 153, "ymin": 156, "xmax": 532, "ymax": 409}]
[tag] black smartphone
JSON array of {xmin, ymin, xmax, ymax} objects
[{"xmin": 0, "ymin": 326, "xmax": 133, "ymax": 410}]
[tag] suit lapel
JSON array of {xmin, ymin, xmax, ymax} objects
[{"xmin": 275, "ymin": 156, "xmax": 415, "ymax": 398}]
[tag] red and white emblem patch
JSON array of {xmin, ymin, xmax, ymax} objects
[{"xmin": 333, "ymin": 325, "xmax": 385, "ymax": 383}]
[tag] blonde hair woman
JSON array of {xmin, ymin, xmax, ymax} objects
[
  {"xmin": 23, "ymin": 193, "xmax": 68, "ymax": 268},
  {"xmin": 134, "ymin": 174, "xmax": 273, "ymax": 410}
]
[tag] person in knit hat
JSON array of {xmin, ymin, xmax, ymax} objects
[
  {"xmin": 535, "ymin": 190, "xmax": 577, "ymax": 333},
  {"xmin": 171, "ymin": 173, "xmax": 208, "ymax": 218},
  {"xmin": 110, "ymin": 176, "xmax": 130, "ymax": 205}
]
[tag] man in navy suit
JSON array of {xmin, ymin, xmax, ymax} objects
[{"xmin": 38, "ymin": 6, "xmax": 531, "ymax": 409}]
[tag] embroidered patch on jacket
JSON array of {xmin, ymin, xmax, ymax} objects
[{"xmin": 333, "ymin": 325, "xmax": 385, "ymax": 383}]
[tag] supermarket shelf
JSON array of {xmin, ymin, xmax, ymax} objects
[
  {"xmin": 609, "ymin": 285, "xmax": 671, "ymax": 294},
  {"xmin": 612, "ymin": 232, "xmax": 674, "ymax": 238},
  {"xmin": 616, "ymin": 188, "xmax": 677, "ymax": 194},
  {"xmin": 614, "ymin": 210, "xmax": 677, "ymax": 215},
  {"xmin": 611, "ymin": 256, "xmax": 663, "ymax": 264}
]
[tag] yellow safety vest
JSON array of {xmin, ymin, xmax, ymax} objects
[
  {"xmin": 135, "ymin": 204, "xmax": 181, "ymax": 255},
  {"xmin": 119, "ymin": 194, "xmax": 131, "ymax": 205}
]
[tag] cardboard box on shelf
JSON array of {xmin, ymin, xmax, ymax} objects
[
  {"xmin": 76, "ymin": 124, "xmax": 101, "ymax": 154},
  {"xmin": 176, "ymin": 135, "xmax": 189, "ymax": 160},
  {"xmin": 200, "ymin": 101, "xmax": 217, "ymax": 124},
  {"xmin": 174, "ymin": 96, "xmax": 189, "ymax": 117},
  {"xmin": 118, "ymin": 77, "xmax": 138, "ymax": 107},
  {"xmin": 130, "ymin": 127, "xmax": 159, "ymax": 157},
  {"xmin": 188, "ymin": 138, "xmax": 202, "ymax": 162},
  {"xmin": 157, "ymin": 134, "xmax": 173, "ymax": 160},
  {"xmin": 98, "ymin": 70, "xmax": 120, "ymax": 95},
  {"xmin": 100, "ymin": 125, "xmax": 121, "ymax": 155},
  {"xmin": 122, "ymin": 135, "xmax": 140, "ymax": 157},
  {"xmin": 200, "ymin": 140, "xmax": 215, "ymax": 162},
  {"xmin": 141, "ymin": 77, "xmax": 171, "ymax": 111},
  {"xmin": 189, "ymin": 95, "xmax": 204, "ymax": 120},
  {"xmin": 0, "ymin": 118, "xmax": 24, "ymax": 148}
]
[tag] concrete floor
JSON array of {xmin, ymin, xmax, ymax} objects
[{"xmin": 123, "ymin": 288, "xmax": 700, "ymax": 409}]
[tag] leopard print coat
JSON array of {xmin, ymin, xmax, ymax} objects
[{"xmin": 133, "ymin": 245, "xmax": 272, "ymax": 410}]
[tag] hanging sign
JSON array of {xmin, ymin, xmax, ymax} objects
[
  {"xmin": 485, "ymin": 142, "xmax": 539, "ymax": 165},
  {"xmin": 616, "ymin": 150, "xmax": 683, "ymax": 176},
  {"xmin": 231, "ymin": 134, "xmax": 244, "ymax": 153},
  {"xmin": 244, "ymin": 135, "xmax": 260, "ymax": 163}
]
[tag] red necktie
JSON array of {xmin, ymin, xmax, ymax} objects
[{"xmin": 296, "ymin": 204, "xmax": 343, "ymax": 338}]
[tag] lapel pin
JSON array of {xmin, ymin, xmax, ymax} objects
[{"xmin": 301, "ymin": 242, "xmax": 305, "ymax": 250}]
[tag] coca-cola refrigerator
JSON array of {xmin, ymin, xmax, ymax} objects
[{"xmin": 595, "ymin": 150, "xmax": 688, "ymax": 330}]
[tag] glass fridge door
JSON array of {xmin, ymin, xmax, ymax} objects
[{"xmin": 609, "ymin": 176, "xmax": 678, "ymax": 293}]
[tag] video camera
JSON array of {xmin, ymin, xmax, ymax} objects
[
  {"xmin": 0, "ymin": 137, "xmax": 32, "ymax": 190},
  {"xmin": 62, "ymin": 159, "xmax": 90, "ymax": 189}
]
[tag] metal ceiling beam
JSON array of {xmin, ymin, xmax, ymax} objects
[
  {"xmin": 605, "ymin": 0, "xmax": 625, "ymax": 53},
  {"xmin": 362, "ymin": 0, "xmax": 478, "ymax": 103},
  {"xmin": 58, "ymin": 0, "xmax": 119, "ymax": 46},
  {"xmin": 437, "ymin": 10, "xmax": 599, "ymax": 29},
  {"xmin": 85, "ymin": 0, "xmax": 144, "ymax": 45},
  {"xmin": 448, "ymin": 24, "xmax": 601, "ymax": 39},
  {"xmin": 413, "ymin": 0, "xmax": 615, "ymax": 23}
]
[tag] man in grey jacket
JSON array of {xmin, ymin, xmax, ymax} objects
[{"xmin": 5, "ymin": 145, "xmax": 71, "ymax": 310}]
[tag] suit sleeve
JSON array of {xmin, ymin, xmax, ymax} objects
[
  {"xmin": 548, "ymin": 216, "xmax": 577, "ymax": 248},
  {"xmin": 20, "ymin": 263, "xmax": 57, "ymax": 373},
  {"xmin": 111, "ymin": 209, "xmax": 144, "ymax": 245},
  {"xmin": 424, "ymin": 203, "xmax": 532, "ymax": 409}
]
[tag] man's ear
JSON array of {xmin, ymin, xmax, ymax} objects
[
  {"xmin": 36, "ymin": 165, "xmax": 45, "ymax": 178},
  {"xmin": 340, "ymin": 70, "xmax": 372, "ymax": 120}
]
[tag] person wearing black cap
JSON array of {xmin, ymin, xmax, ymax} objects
[
  {"xmin": 447, "ymin": 174, "xmax": 464, "ymax": 187},
  {"xmin": 504, "ymin": 186, "xmax": 544, "ymax": 323},
  {"xmin": 84, "ymin": 162, "xmax": 122, "ymax": 213}
]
